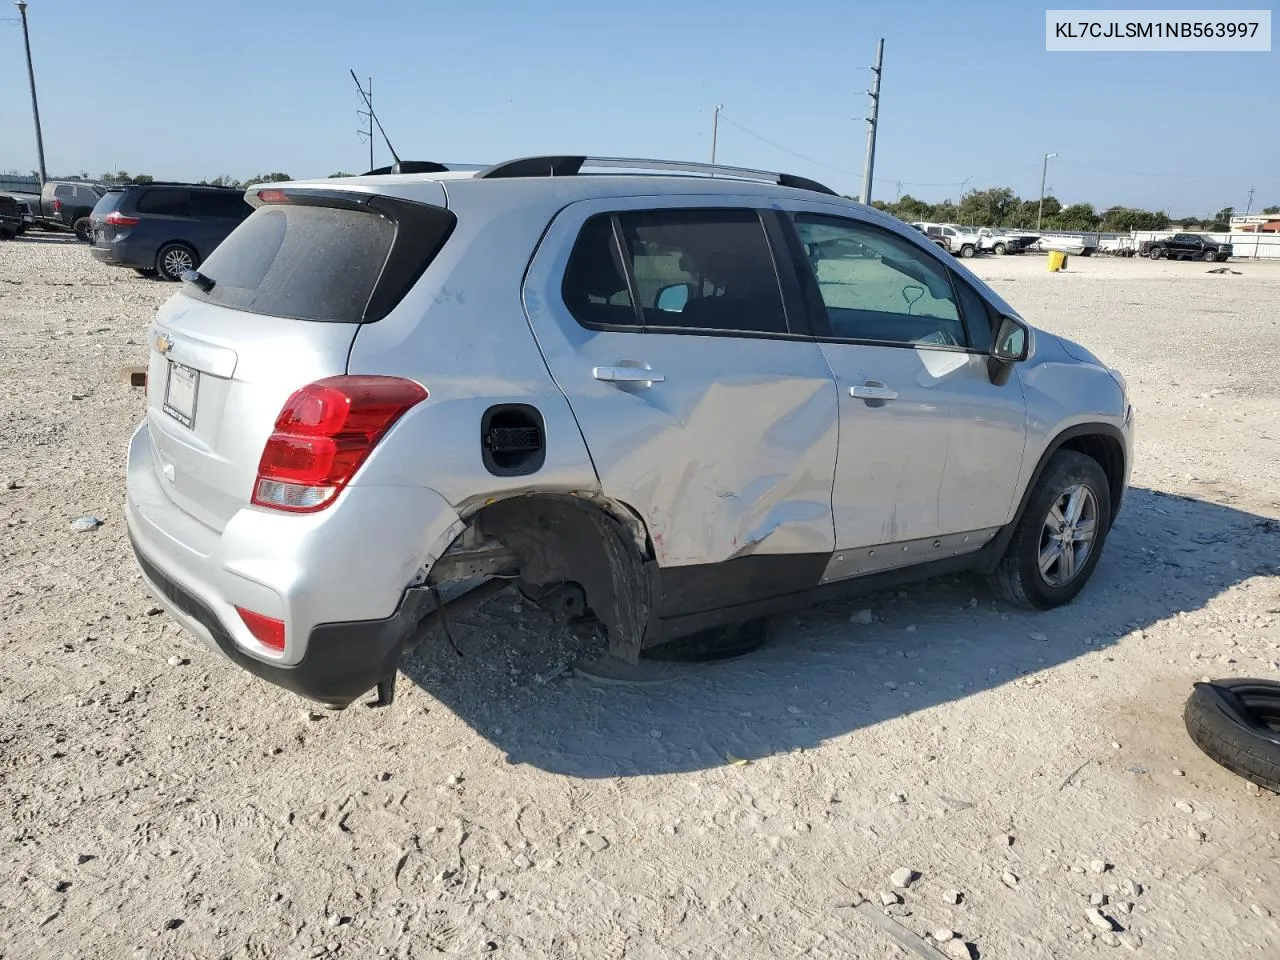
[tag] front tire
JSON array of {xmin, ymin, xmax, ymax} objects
[
  {"xmin": 1202, "ymin": 250, "xmax": 1217, "ymax": 262},
  {"xmin": 1148, "ymin": 247, "xmax": 1164, "ymax": 259},
  {"xmin": 959, "ymin": 244, "xmax": 976, "ymax": 258},
  {"xmin": 156, "ymin": 243, "xmax": 197, "ymax": 281},
  {"xmin": 990, "ymin": 450, "xmax": 1112, "ymax": 609},
  {"xmin": 993, "ymin": 242, "xmax": 1007, "ymax": 256}
]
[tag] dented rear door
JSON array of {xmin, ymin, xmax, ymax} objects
[{"xmin": 522, "ymin": 196, "xmax": 839, "ymax": 568}]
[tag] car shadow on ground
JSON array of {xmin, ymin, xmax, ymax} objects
[{"xmin": 398, "ymin": 487, "xmax": 1279, "ymax": 779}]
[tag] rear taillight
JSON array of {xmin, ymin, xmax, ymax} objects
[
  {"xmin": 235, "ymin": 607, "xmax": 285, "ymax": 652},
  {"xmin": 104, "ymin": 211, "xmax": 140, "ymax": 226},
  {"xmin": 52, "ymin": 198, "xmax": 62, "ymax": 212},
  {"xmin": 251, "ymin": 376, "xmax": 427, "ymax": 513}
]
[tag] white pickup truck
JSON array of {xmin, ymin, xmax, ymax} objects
[
  {"xmin": 910, "ymin": 222, "xmax": 980, "ymax": 258},
  {"xmin": 974, "ymin": 227, "xmax": 1038, "ymax": 255}
]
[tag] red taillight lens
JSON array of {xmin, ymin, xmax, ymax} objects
[
  {"xmin": 236, "ymin": 606, "xmax": 285, "ymax": 652},
  {"xmin": 251, "ymin": 376, "xmax": 427, "ymax": 513},
  {"xmin": 104, "ymin": 211, "xmax": 140, "ymax": 226},
  {"xmin": 52, "ymin": 198, "xmax": 62, "ymax": 212},
  {"xmin": 256, "ymin": 189, "xmax": 289, "ymax": 204}
]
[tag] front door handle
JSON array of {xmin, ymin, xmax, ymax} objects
[
  {"xmin": 593, "ymin": 364, "xmax": 665, "ymax": 384},
  {"xmin": 850, "ymin": 382, "xmax": 898, "ymax": 402}
]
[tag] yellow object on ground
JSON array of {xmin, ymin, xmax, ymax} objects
[{"xmin": 1047, "ymin": 250, "xmax": 1066, "ymax": 272}]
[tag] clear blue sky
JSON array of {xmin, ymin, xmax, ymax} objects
[{"xmin": 2, "ymin": 0, "xmax": 1276, "ymax": 215}]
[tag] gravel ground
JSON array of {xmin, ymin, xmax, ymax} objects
[{"xmin": 2, "ymin": 237, "xmax": 1279, "ymax": 960}]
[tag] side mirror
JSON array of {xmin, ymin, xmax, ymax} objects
[
  {"xmin": 988, "ymin": 315, "xmax": 1029, "ymax": 385},
  {"xmin": 655, "ymin": 283, "xmax": 690, "ymax": 313}
]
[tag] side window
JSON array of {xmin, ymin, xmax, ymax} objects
[
  {"xmin": 136, "ymin": 189, "xmax": 192, "ymax": 217},
  {"xmin": 793, "ymin": 214, "xmax": 968, "ymax": 348},
  {"xmin": 192, "ymin": 191, "xmax": 250, "ymax": 218},
  {"xmin": 54, "ymin": 184, "xmax": 75, "ymax": 200},
  {"xmin": 616, "ymin": 209, "xmax": 788, "ymax": 334},
  {"xmin": 562, "ymin": 215, "xmax": 636, "ymax": 328},
  {"xmin": 951, "ymin": 274, "xmax": 994, "ymax": 352}
]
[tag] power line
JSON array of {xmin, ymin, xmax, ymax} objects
[{"xmin": 716, "ymin": 114, "xmax": 860, "ymax": 176}]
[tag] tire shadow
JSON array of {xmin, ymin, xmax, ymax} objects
[{"xmin": 398, "ymin": 487, "xmax": 1279, "ymax": 778}]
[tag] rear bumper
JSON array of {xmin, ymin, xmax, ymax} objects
[
  {"xmin": 90, "ymin": 238, "xmax": 147, "ymax": 267},
  {"xmin": 124, "ymin": 420, "xmax": 464, "ymax": 705},
  {"xmin": 131, "ymin": 532, "xmax": 432, "ymax": 706}
]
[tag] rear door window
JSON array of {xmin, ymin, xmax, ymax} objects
[
  {"xmin": 137, "ymin": 190, "xmax": 192, "ymax": 217},
  {"xmin": 617, "ymin": 209, "xmax": 789, "ymax": 334}
]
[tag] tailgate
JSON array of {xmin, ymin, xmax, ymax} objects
[
  {"xmin": 147, "ymin": 299, "xmax": 360, "ymax": 532},
  {"xmin": 143, "ymin": 187, "xmax": 456, "ymax": 533}
]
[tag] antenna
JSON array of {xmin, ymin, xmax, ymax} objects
[{"xmin": 350, "ymin": 69, "xmax": 400, "ymax": 164}]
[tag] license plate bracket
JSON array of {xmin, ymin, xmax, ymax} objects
[{"xmin": 163, "ymin": 361, "xmax": 199, "ymax": 428}]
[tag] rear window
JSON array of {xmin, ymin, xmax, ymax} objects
[
  {"xmin": 137, "ymin": 189, "xmax": 191, "ymax": 216},
  {"xmin": 181, "ymin": 204, "xmax": 398, "ymax": 324},
  {"xmin": 91, "ymin": 191, "xmax": 126, "ymax": 217}
]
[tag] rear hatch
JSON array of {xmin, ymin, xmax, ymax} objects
[
  {"xmin": 89, "ymin": 188, "xmax": 128, "ymax": 246},
  {"xmin": 144, "ymin": 185, "xmax": 456, "ymax": 532}
]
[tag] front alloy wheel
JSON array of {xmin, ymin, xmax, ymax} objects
[
  {"xmin": 990, "ymin": 450, "xmax": 1112, "ymax": 609},
  {"xmin": 1037, "ymin": 483, "xmax": 1098, "ymax": 587}
]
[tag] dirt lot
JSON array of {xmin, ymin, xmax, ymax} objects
[{"xmin": 2, "ymin": 237, "xmax": 1279, "ymax": 960}]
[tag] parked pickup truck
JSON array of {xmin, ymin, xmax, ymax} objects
[
  {"xmin": 25, "ymin": 180, "xmax": 106, "ymax": 241},
  {"xmin": 910, "ymin": 222, "xmax": 980, "ymax": 258},
  {"xmin": 1140, "ymin": 233, "xmax": 1232, "ymax": 262},
  {"xmin": 975, "ymin": 227, "xmax": 1038, "ymax": 255}
]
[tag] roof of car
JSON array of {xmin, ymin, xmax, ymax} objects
[{"xmin": 290, "ymin": 155, "xmax": 847, "ymax": 205}]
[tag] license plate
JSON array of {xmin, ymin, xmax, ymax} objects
[{"xmin": 163, "ymin": 362, "xmax": 199, "ymax": 428}]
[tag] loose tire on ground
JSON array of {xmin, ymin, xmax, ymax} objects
[
  {"xmin": 1184, "ymin": 679, "xmax": 1280, "ymax": 792},
  {"xmin": 990, "ymin": 449, "xmax": 1112, "ymax": 609}
]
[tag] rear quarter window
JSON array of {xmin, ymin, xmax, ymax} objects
[{"xmin": 181, "ymin": 204, "xmax": 396, "ymax": 324}]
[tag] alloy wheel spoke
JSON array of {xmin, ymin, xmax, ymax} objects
[
  {"xmin": 1072, "ymin": 517, "xmax": 1096, "ymax": 541},
  {"xmin": 1064, "ymin": 487, "xmax": 1085, "ymax": 525},
  {"xmin": 1039, "ymin": 540, "xmax": 1062, "ymax": 575},
  {"xmin": 1059, "ymin": 540, "xmax": 1077, "ymax": 581}
]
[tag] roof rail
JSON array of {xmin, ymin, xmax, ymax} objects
[
  {"xmin": 474, "ymin": 155, "xmax": 838, "ymax": 196},
  {"xmin": 362, "ymin": 160, "xmax": 453, "ymax": 176}
]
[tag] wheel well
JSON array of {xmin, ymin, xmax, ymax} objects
[
  {"xmin": 1057, "ymin": 433, "xmax": 1125, "ymax": 520},
  {"xmin": 432, "ymin": 494, "xmax": 656, "ymax": 663}
]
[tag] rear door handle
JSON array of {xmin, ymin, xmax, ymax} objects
[
  {"xmin": 850, "ymin": 382, "xmax": 897, "ymax": 402},
  {"xmin": 593, "ymin": 365, "xmax": 665, "ymax": 384}
]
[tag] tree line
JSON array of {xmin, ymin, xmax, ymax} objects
[{"xmin": 862, "ymin": 186, "xmax": 1278, "ymax": 233}]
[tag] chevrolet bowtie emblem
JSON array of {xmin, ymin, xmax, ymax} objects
[{"xmin": 155, "ymin": 334, "xmax": 173, "ymax": 354}]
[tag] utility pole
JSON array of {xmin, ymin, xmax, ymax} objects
[
  {"xmin": 1037, "ymin": 152, "xmax": 1057, "ymax": 230},
  {"xmin": 711, "ymin": 104, "xmax": 723, "ymax": 165},
  {"xmin": 860, "ymin": 38, "xmax": 884, "ymax": 205},
  {"xmin": 15, "ymin": 1, "xmax": 48, "ymax": 186},
  {"xmin": 1246, "ymin": 185, "xmax": 1255, "ymax": 216}
]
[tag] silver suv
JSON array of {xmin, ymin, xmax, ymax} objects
[{"xmin": 125, "ymin": 155, "xmax": 1134, "ymax": 708}]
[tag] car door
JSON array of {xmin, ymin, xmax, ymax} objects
[
  {"xmin": 778, "ymin": 206, "xmax": 1028, "ymax": 566},
  {"xmin": 521, "ymin": 197, "xmax": 840, "ymax": 578}
]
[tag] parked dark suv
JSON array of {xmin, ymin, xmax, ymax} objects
[{"xmin": 89, "ymin": 184, "xmax": 252, "ymax": 280}]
